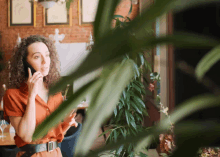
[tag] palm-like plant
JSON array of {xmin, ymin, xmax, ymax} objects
[
  {"xmin": 99, "ymin": 4, "xmax": 154, "ymax": 156},
  {"xmin": 101, "ymin": 54, "xmax": 151, "ymax": 157},
  {"xmin": 16, "ymin": 0, "xmax": 220, "ymax": 157}
]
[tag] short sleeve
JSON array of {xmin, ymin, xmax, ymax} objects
[{"xmin": 3, "ymin": 90, "xmax": 24, "ymax": 123}]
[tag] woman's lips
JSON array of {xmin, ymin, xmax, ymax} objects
[{"xmin": 42, "ymin": 67, "xmax": 48, "ymax": 71}]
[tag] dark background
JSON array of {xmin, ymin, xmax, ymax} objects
[{"xmin": 174, "ymin": 2, "xmax": 220, "ymax": 146}]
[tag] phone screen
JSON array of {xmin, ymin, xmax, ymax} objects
[{"xmin": 23, "ymin": 59, "xmax": 36, "ymax": 77}]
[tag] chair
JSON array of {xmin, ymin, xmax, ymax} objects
[
  {"xmin": 61, "ymin": 123, "xmax": 82, "ymax": 157},
  {"xmin": 0, "ymin": 145, "xmax": 20, "ymax": 157}
]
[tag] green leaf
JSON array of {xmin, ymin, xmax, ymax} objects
[
  {"xmin": 98, "ymin": 129, "xmax": 113, "ymax": 137},
  {"xmin": 172, "ymin": 0, "xmax": 220, "ymax": 13},
  {"xmin": 170, "ymin": 121, "xmax": 220, "ymax": 157},
  {"xmin": 128, "ymin": 0, "xmax": 132, "ymax": 16},
  {"xmin": 125, "ymin": 110, "xmax": 130, "ymax": 126},
  {"xmin": 120, "ymin": 128, "xmax": 126, "ymax": 138},
  {"xmin": 66, "ymin": 0, "xmax": 73, "ymax": 10},
  {"xmin": 195, "ymin": 45, "xmax": 220, "ymax": 81},
  {"xmin": 143, "ymin": 76, "xmax": 149, "ymax": 85},
  {"xmin": 144, "ymin": 61, "xmax": 152, "ymax": 73},
  {"xmin": 49, "ymin": 33, "xmax": 219, "ymax": 97},
  {"xmin": 115, "ymin": 18, "xmax": 122, "ymax": 28},
  {"xmin": 126, "ymin": 16, "xmax": 132, "ymax": 22},
  {"xmin": 116, "ymin": 145, "xmax": 124, "ymax": 155},
  {"xmin": 130, "ymin": 127, "xmax": 137, "ymax": 135},
  {"xmin": 125, "ymin": 91, "xmax": 131, "ymax": 103},
  {"xmin": 122, "ymin": 90, "xmax": 126, "ymax": 99},
  {"xmin": 128, "ymin": 143, "xmax": 133, "ymax": 152},
  {"xmin": 75, "ymin": 60, "xmax": 135, "ymax": 156},
  {"xmin": 136, "ymin": 113, "xmax": 144, "ymax": 122},
  {"xmin": 94, "ymin": 0, "xmax": 121, "ymax": 42},
  {"xmin": 133, "ymin": 97, "xmax": 146, "ymax": 108},
  {"xmin": 83, "ymin": 94, "xmax": 220, "ymax": 157},
  {"xmin": 139, "ymin": 152, "xmax": 148, "ymax": 157},
  {"xmin": 113, "ymin": 15, "xmax": 125, "ymax": 19},
  {"xmin": 116, "ymin": 110, "xmax": 124, "ymax": 123},
  {"xmin": 114, "ymin": 108, "xmax": 118, "ymax": 116},
  {"xmin": 130, "ymin": 120, "xmax": 137, "ymax": 131},
  {"xmin": 130, "ymin": 151, "xmax": 134, "ymax": 157},
  {"xmin": 131, "ymin": 102, "xmax": 142, "ymax": 115},
  {"xmin": 142, "ymin": 109, "xmax": 149, "ymax": 117},
  {"xmin": 134, "ymin": 80, "xmax": 145, "ymax": 88},
  {"xmin": 120, "ymin": 98, "xmax": 125, "ymax": 105},
  {"xmin": 49, "ymin": 0, "xmax": 220, "ymax": 96},
  {"xmin": 127, "ymin": 101, "xmax": 131, "ymax": 110},
  {"xmin": 85, "ymin": 120, "xmax": 220, "ymax": 157},
  {"xmin": 133, "ymin": 62, "xmax": 140, "ymax": 77},
  {"xmin": 132, "ymin": 83, "xmax": 142, "ymax": 93},
  {"xmin": 118, "ymin": 102, "xmax": 123, "ymax": 110},
  {"xmin": 114, "ymin": 130, "xmax": 118, "ymax": 143},
  {"xmin": 32, "ymin": 78, "xmax": 100, "ymax": 141}
]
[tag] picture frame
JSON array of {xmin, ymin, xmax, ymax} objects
[
  {"xmin": 8, "ymin": 0, "xmax": 36, "ymax": 27},
  {"xmin": 78, "ymin": 0, "xmax": 99, "ymax": 25},
  {"xmin": 43, "ymin": 2, "xmax": 72, "ymax": 27}
]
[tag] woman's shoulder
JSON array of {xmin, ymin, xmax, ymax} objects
[
  {"xmin": 3, "ymin": 88, "xmax": 23, "ymax": 100},
  {"xmin": 4, "ymin": 88, "xmax": 20, "ymax": 96}
]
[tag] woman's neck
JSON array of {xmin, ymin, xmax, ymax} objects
[
  {"xmin": 25, "ymin": 80, "xmax": 48, "ymax": 91},
  {"xmin": 39, "ymin": 82, "xmax": 48, "ymax": 90}
]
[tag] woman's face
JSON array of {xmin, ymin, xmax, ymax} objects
[{"xmin": 26, "ymin": 42, "xmax": 51, "ymax": 77}]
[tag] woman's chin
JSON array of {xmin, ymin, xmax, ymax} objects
[{"xmin": 41, "ymin": 71, "xmax": 49, "ymax": 77}]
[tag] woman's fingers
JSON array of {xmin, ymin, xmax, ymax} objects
[
  {"xmin": 72, "ymin": 112, "xmax": 77, "ymax": 118},
  {"xmin": 65, "ymin": 113, "xmax": 78, "ymax": 127},
  {"xmin": 29, "ymin": 72, "xmax": 43, "ymax": 83},
  {"xmin": 28, "ymin": 68, "xmax": 32, "ymax": 79}
]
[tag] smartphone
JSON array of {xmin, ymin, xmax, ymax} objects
[{"xmin": 23, "ymin": 59, "xmax": 36, "ymax": 77}]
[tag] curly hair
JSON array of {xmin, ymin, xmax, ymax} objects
[{"xmin": 2, "ymin": 35, "xmax": 62, "ymax": 93}]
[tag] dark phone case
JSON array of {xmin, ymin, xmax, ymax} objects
[{"xmin": 23, "ymin": 60, "xmax": 36, "ymax": 77}]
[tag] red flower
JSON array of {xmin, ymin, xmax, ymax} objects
[{"xmin": 148, "ymin": 82, "xmax": 155, "ymax": 92}]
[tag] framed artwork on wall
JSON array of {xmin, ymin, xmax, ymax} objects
[
  {"xmin": 43, "ymin": 2, "xmax": 72, "ymax": 27},
  {"xmin": 78, "ymin": 0, "xmax": 99, "ymax": 25},
  {"xmin": 8, "ymin": 0, "xmax": 36, "ymax": 27}
]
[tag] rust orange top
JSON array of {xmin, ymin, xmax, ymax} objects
[{"xmin": 3, "ymin": 82, "xmax": 69, "ymax": 148}]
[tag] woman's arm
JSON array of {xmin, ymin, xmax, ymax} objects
[
  {"xmin": 9, "ymin": 95, "xmax": 36, "ymax": 143},
  {"xmin": 9, "ymin": 68, "xmax": 43, "ymax": 143}
]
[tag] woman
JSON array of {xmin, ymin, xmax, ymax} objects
[{"xmin": 3, "ymin": 35, "xmax": 78, "ymax": 157}]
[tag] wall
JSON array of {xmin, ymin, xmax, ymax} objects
[
  {"xmin": 0, "ymin": 0, "xmax": 139, "ymax": 61},
  {"xmin": 0, "ymin": 0, "xmax": 139, "ymax": 98}
]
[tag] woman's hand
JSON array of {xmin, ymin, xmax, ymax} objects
[
  {"xmin": 27, "ymin": 68, "xmax": 43, "ymax": 98},
  {"xmin": 63, "ymin": 112, "xmax": 78, "ymax": 127}
]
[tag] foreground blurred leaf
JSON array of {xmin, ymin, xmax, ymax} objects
[
  {"xmin": 66, "ymin": 0, "xmax": 73, "ymax": 10},
  {"xmin": 85, "ymin": 121, "xmax": 220, "ymax": 157},
  {"xmin": 195, "ymin": 45, "xmax": 220, "ymax": 81},
  {"xmin": 172, "ymin": 0, "xmax": 220, "ymax": 13},
  {"xmin": 49, "ymin": 32, "xmax": 219, "ymax": 96},
  {"xmin": 170, "ymin": 121, "xmax": 220, "ymax": 157},
  {"xmin": 94, "ymin": 0, "xmax": 120, "ymax": 42},
  {"xmin": 49, "ymin": 0, "xmax": 220, "ymax": 96},
  {"xmin": 74, "ymin": 59, "xmax": 135, "ymax": 156},
  {"xmin": 82, "ymin": 94, "xmax": 220, "ymax": 157},
  {"xmin": 32, "ymin": 78, "xmax": 101, "ymax": 140}
]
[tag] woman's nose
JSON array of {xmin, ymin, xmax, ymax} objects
[{"xmin": 41, "ymin": 56, "xmax": 46, "ymax": 64}]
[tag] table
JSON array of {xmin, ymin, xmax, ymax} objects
[{"xmin": 0, "ymin": 125, "xmax": 15, "ymax": 146}]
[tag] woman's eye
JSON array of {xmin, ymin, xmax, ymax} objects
[{"xmin": 34, "ymin": 56, "xmax": 40, "ymax": 59}]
